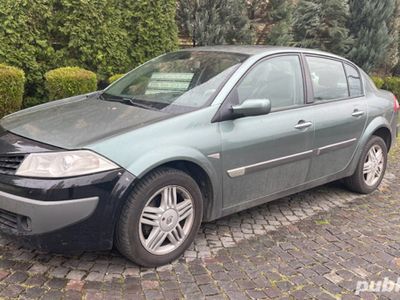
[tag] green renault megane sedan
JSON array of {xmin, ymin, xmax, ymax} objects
[{"xmin": 0, "ymin": 46, "xmax": 398, "ymax": 266}]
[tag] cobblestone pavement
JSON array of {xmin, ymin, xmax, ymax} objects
[{"xmin": 0, "ymin": 141, "xmax": 400, "ymax": 299}]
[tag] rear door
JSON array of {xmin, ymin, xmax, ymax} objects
[{"xmin": 305, "ymin": 55, "xmax": 367, "ymax": 180}]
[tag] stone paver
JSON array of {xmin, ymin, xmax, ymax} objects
[{"xmin": 0, "ymin": 140, "xmax": 399, "ymax": 299}]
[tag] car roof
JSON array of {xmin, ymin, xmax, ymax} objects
[{"xmin": 180, "ymin": 45, "xmax": 345, "ymax": 60}]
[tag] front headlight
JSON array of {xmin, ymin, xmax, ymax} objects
[{"xmin": 16, "ymin": 150, "xmax": 119, "ymax": 178}]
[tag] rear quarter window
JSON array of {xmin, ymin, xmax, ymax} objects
[{"xmin": 344, "ymin": 64, "xmax": 363, "ymax": 97}]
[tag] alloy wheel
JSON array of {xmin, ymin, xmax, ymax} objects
[
  {"xmin": 139, "ymin": 185, "xmax": 194, "ymax": 255},
  {"xmin": 363, "ymin": 144, "xmax": 385, "ymax": 187}
]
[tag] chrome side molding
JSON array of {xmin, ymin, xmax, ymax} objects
[
  {"xmin": 316, "ymin": 138, "xmax": 357, "ymax": 155},
  {"xmin": 207, "ymin": 153, "xmax": 221, "ymax": 159},
  {"xmin": 227, "ymin": 138, "xmax": 357, "ymax": 178},
  {"xmin": 227, "ymin": 150, "xmax": 314, "ymax": 178}
]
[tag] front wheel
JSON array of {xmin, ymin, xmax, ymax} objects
[
  {"xmin": 344, "ymin": 136, "xmax": 388, "ymax": 194},
  {"xmin": 116, "ymin": 168, "xmax": 203, "ymax": 267}
]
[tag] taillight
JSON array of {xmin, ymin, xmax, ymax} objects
[{"xmin": 394, "ymin": 95, "xmax": 400, "ymax": 113}]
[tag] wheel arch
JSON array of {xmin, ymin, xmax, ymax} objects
[
  {"xmin": 347, "ymin": 117, "xmax": 393, "ymax": 176},
  {"xmin": 155, "ymin": 160, "xmax": 215, "ymax": 221},
  {"xmin": 371, "ymin": 127, "xmax": 392, "ymax": 151},
  {"xmin": 126, "ymin": 148, "xmax": 222, "ymax": 222}
]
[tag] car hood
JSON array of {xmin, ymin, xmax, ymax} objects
[{"xmin": 0, "ymin": 93, "xmax": 172, "ymax": 149}]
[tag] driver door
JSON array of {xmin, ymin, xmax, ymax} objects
[{"xmin": 219, "ymin": 54, "xmax": 315, "ymax": 210}]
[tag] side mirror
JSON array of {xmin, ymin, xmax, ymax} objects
[{"xmin": 231, "ymin": 99, "xmax": 271, "ymax": 118}]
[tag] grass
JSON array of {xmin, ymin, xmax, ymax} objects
[
  {"xmin": 314, "ymin": 219, "xmax": 330, "ymax": 225},
  {"xmin": 389, "ymin": 135, "xmax": 400, "ymax": 160}
]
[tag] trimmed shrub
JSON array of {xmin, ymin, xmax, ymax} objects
[
  {"xmin": 383, "ymin": 77, "xmax": 400, "ymax": 98},
  {"xmin": 0, "ymin": 64, "xmax": 25, "ymax": 118},
  {"xmin": 108, "ymin": 74, "xmax": 125, "ymax": 84},
  {"xmin": 371, "ymin": 76, "xmax": 385, "ymax": 89},
  {"xmin": 45, "ymin": 67, "xmax": 97, "ymax": 101}
]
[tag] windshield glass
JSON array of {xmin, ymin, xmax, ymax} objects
[{"xmin": 103, "ymin": 51, "xmax": 248, "ymax": 112}]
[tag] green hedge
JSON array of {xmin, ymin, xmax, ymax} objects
[
  {"xmin": 0, "ymin": 1, "xmax": 55, "ymax": 105},
  {"xmin": 371, "ymin": 76, "xmax": 385, "ymax": 89},
  {"xmin": 45, "ymin": 67, "xmax": 97, "ymax": 101},
  {"xmin": 383, "ymin": 77, "xmax": 400, "ymax": 99},
  {"xmin": 370, "ymin": 76, "xmax": 400, "ymax": 99},
  {"xmin": 0, "ymin": 0, "xmax": 178, "ymax": 107},
  {"xmin": 0, "ymin": 64, "xmax": 25, "ymax": 118},
  {"xmin": 108, "ymin": 74, "xmax": 125, "ymax": 84}
]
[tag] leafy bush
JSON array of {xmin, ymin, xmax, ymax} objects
[
  {"xmin": 124, "ymin": 0, "xmax": 178, "ymax": 64},
  {"xmin": 0, "ymin": 64, "xmax": 25, "ymax": 118},
  {"xmin": 45, "ymin": 67, "xmax": 97, "ymax": 101},
  {"xmin": 371, "ymin": 76, "xmax": 385, "ymax": 89},
  {"xmin": 22, "ymin": 96, "xmax": 48, "ymax": 109},
  {"xmin": 0, "ymin": 0, "xmax": 178, "ymax": 106},
  {"xmin": 108, "ymin": 74, "xmax": 125, "ymax": 84},
  {"xmin": 383, "ymin": 77, "xmax": 400, "ymax": 98}
]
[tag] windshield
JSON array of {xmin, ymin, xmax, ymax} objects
[{"xmin": 103, "ymin": 51, "xmax": 248, "ymax": 112}]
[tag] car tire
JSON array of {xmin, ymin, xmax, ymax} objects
[
  {"xmin": 344, "ymin": 136, "xmax": 388, "ymax": 194},
  {"xmin": 115, "ymin": 167, "xmax": 203, "ymax": 267}
]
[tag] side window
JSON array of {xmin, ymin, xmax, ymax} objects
[
  {"xmin": 235, "ymin": 55, "xmax": 304, "ymax": 110},
  {"xmin": 344, "ymin": 63, "xmax": 363, "ymax": 97},
  {"xmin": 306, "ymin": 56, "xmax": 348, "ymax": 101}
]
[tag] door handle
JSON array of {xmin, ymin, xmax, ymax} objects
[
  {"xmin": 294, "ymin": 121, "xmax": 313, "ymax": 130},
  {"xmin": 352, "ymin": 110, "xmax": 365, "ymax": 117}
]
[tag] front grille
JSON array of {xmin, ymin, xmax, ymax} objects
[
  {"xmin": 0, "ymin": 155, "xmax": 25, "ymax": 175},
  {"xmin": 0, "ymin": 208, "xmax": 18, "ymax": 230}
]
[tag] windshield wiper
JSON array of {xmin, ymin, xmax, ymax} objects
[
  {"xmin": 99, "ymin": 93, "xmax": 124, "ymax": 102},
  {"xmin": 100, "ymin": 93, "xmax": 158, "ymax": 110},
  {"xmin": 121, "ymin": 97, "xmax": 156, "ymax": 110}
]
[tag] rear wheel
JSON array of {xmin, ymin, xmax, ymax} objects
[
  {"xmin": 344, "ymin": 136, "xmax": 387, "ymax": 194},
  {"xmin": 116, "ymin": 168, "xmax": 203, "ymax": 267}
]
